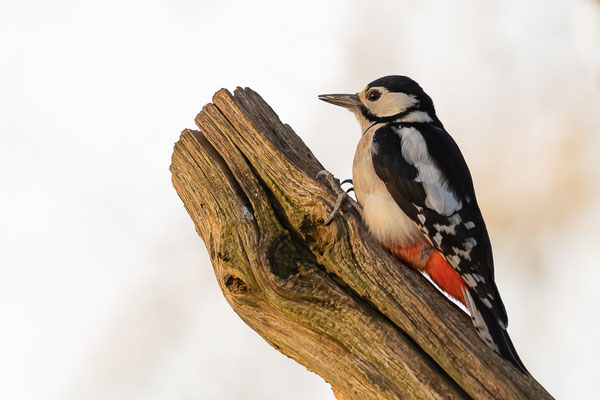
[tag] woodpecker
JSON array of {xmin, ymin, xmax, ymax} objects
[{"xmin": 318, "ymin": 75, "xmax": 527, "ymax": 373}]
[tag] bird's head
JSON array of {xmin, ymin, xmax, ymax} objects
[{"xmin": 319, "ymin": 75, "xmax": 439, "ymax": 132}]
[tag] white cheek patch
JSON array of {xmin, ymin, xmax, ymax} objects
[{"xmin": 367, "ymin": 89, "xmax": 419, "ymax": 118}]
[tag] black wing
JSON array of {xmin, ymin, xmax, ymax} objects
[{"xmin": 371, "ymin": 123, "xmax": 508, "ymax": 326}]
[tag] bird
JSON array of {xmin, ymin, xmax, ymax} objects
[{"xmin": 318, "ymin": 75, "xmax": 527, "ymax": 373}]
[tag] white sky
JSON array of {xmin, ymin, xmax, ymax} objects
[{"xmin": 1, "ymin": 1, "xmax": 599, "ymax": 399}]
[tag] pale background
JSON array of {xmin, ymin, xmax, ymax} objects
[{"xmin": 1, "ymin": 1, "xmax": 599, "ymax": 399}]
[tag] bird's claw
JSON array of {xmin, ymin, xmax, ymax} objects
[
  {"xmin": 323, "ymin": 190, "xmax": 349, "ymax": 226},
  {"xmin": 340, "ymin": 178, "xmax": 355, "ymax": 194},
  {"xmin": 316, "ymin": 170, "xmax": 340, "ymax": 189},
  {"xmin": 316, "ymin": 170, "xmax": 359, "ymax": 226}
]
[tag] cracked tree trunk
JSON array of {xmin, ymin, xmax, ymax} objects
[{"xmin": 170, "ymin": 87, "xmax": 553, "ymax": 400}]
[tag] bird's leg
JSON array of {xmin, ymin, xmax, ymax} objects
[{"xmin": 316, "ymin": 170, "xmax": 361, "ymax": 226}]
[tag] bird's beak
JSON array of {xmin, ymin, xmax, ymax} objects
[{"xmin": 318, "ymin": 93, "xmax": 361, "ymax": 110}]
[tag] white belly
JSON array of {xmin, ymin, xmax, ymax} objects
[{"xmin": 353, "ymin": 128, "xmax": 423, "ymax": 247}]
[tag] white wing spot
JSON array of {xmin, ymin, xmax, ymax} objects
[
  {"xmin": 433, "ymin": 223, "xmax": 456, "ymax": 235},
  {"xmin": 448, "ymin": 254, "xmax": 462, "ymax": 269},
  {"xmin": 449, "ymin": 214, "xmax": 462, "ymax": 224},
  {"xmin": 464, "ymin": 221, "xmax": 475, "ymax": 229},
  {"xmin": 481, "ymin": 298, "xmax": 493, "ymax": 309},
  {"xmin": 464, "ymin": 274, "xmax": 477, "ymax": 287},
  {"xmin": 464, "ymin": 289, "xmax": 500, "ymax": 353},
  {"xmin": 433, "ymin": 232, "xmax": 443, "ymax": 246},
  {"xmin": 451, "ymin": 237, "xmax": 478, "ymax": 262},
  {"xmin": 464, "ymin": 237, "xmax": 477, "ymax": 250},
  {"xmin": 497, "ymin": 318, "xmax": 507, "ymax": 330},
  {"xmin": 452, "ymin": 247, "xmax": 472, "ymax": 262},
  {"xmin": 417, "ymin": 214, "xmax": 426, "ymax": 224}
]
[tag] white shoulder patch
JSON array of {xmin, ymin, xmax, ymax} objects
[
  {"xmin": 398, "ymin": 111, "xmax": 433, "ymax": 123},
  {"xmin": 396, "ymin": 127, "xmax": 463, "ymax": 215}
]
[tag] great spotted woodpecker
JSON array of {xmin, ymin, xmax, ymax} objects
[{"xmin": 318, "ymin": 75, "xmax": 527, "ymax": 373}]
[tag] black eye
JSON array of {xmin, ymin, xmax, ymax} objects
[{"xmin": 367, "ymin": 89, "xmax": 381, "ymax": 101}]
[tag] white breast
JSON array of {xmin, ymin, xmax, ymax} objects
[{"xmin": 352, "ymin": 127, "xmax": 424, "ymax": 247}]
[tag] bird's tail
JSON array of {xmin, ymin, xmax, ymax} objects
[{"xmin": 464, "ymin": 288, "xmax": 529, "ymax": 374}]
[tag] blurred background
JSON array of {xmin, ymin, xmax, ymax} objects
[{"xmin": 1, "ymin": 0, "xmax": 599, "ymax": 399}]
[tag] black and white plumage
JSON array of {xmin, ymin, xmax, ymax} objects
[{"xmin": 319, "ymin": 75, "xmax": 527, "ymax": 373}]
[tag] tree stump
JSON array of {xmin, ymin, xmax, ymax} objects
[{"xmin": 170, "ymin": 87, "xmax": 553, "ymax": 400}]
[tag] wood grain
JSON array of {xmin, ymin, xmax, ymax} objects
[{"xmin": 170, "ymin": 87, "xmax": 553, "ymax": 400}]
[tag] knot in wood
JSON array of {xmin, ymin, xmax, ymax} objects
[{"xmin": 224, "ymin": 275, "xmax": 249, "ymax": 294}]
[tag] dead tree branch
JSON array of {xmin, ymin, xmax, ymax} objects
[{"xmin": 170, "ymin": 87, "xmax": 553, "ymax": 400}]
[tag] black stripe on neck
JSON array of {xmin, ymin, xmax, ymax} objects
[{"xmin": 360, "ymin": 105, "xmax": 419, "ymax": 124}]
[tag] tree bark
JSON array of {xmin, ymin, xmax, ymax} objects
[{"xmin": 170, "ymin": 87, "xmax": 553, "ymax": 400}]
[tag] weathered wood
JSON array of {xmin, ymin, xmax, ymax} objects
[{"xmin": 170, "ymin": 87, "xmax": 553, "ymax": 400}]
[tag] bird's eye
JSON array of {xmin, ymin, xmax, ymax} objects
[{"xmin": 367, "ymin": 90, "xmax": 381, "ymax": 101}]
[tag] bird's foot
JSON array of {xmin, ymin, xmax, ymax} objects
[{"xmin": 316, "ymin": 170, "xmax": 360, "ymax": 226}]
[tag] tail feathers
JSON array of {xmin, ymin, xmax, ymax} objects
[{"xmin": 464, "ymin": 288, "xmax": 528, "ymax": 374}]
